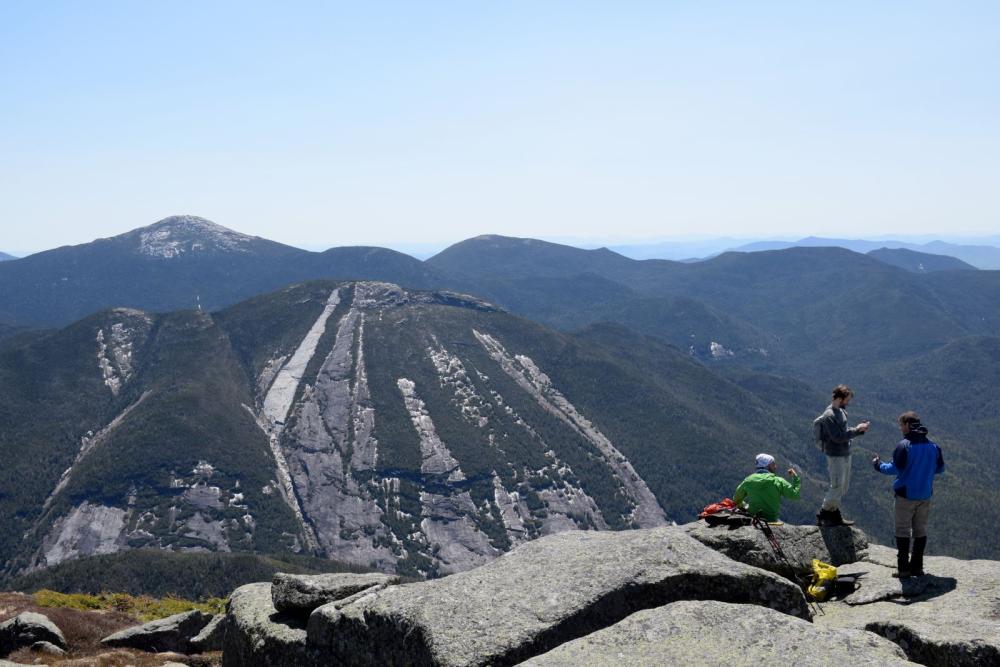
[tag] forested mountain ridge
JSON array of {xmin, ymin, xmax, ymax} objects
[{"xmin": 867, "ymin": 247, "xmax": 976, "ymax": 273}]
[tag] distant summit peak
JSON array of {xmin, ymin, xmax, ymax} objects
[{"xmin": 135, "ymin": 215, "xmax": 256, "ymax": 258}]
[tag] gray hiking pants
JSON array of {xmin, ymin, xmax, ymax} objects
[
  {"xmin": 894, "ymin": 497, "xmax": 931, "ymax": 539},
  {"xmin": 821, "ymin": 454, "xmax": 851, "ymax": 511}
]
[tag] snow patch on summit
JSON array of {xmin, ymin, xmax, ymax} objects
[{"xmin": 137, "ymin": 215, "xmax": 255, "ymax": 258}]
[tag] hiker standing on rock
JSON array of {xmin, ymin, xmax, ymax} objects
[
  {"xmin": 733, "ymin": 453, "xmax": 801, "ymax": 522},
  {"xmin": 872, "ymin": 411, "xmax": 945, "ymax": 578},
  {"xmin": 814, "ymin": 385, "xmax": 870, "ymax": 527}
]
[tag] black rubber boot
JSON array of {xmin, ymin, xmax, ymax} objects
[
  {"xmin": 817, "ymin": 509, "xmax": 835, "ymax": 527},
  {"xmin": 894, "ymin": 536, "xmax": 911, "ymax": 578},
  {"xmin": 911, "ymin": 536, "xmax": 927, "ymax": 576},
  {"xmin": 831, "ymin": 509, "xmax": 855, "ymax": 526}
]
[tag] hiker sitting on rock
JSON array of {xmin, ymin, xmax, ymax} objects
[
  {"xmin": 734, "ymin": 453, "xmax": 801, "ymax": 523},
  {"xmin": 872, "ymin": 411, "xmax": 945, "ymax": 578}
]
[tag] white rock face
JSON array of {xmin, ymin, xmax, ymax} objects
[
  {"xmin": 255, "ymin": 288, "xmax": 344, "ymax": 552},
  {"xmin": 710, "ymin": 341, "xmax": 734, "ymax": 358},
  {"xmin": 427, "ymin": 344, "xmax": 490, "ymax": 428},
  {"xmin": 397, "ymin": 377, "xmax": 499, "ymax": 574},
  {"xmin": 136, "ymin": 215, "xmax": 256, "ymax": 258},
  {"xmin": 427, "ymin": 341, "xmax": 608, "ymax": 539},
  {"xmin": 262, "ymin": 289, "xmax": 342, "ymax": 425},
  {"xmin": 95, "ymin": 310, "xmax": 150, "ymax": 396},
  {"xmin": 473, "ymin": 330, "xmax": 668, "ymax": 528},
  {"xmin": 280, "ymin": 306, "xmax": 397, "ymax": 570},
  {"xmin": 39, "ymin": 502, "xmax": 127, "ymax": 567}
]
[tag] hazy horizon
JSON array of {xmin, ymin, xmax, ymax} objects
[{"xmin": 4, "ymin": 214, "xmax": 1000, "ymax": 260}]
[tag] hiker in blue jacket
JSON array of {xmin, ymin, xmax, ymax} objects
[{"xmin": 872, "ymin": 411, "xmax": 945, "ymax": 578}]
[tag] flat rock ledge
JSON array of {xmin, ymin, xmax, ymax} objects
[
  {"xmin": 816, "ymin": 544, "xmax": 1000, "ymax": 667},
  {"xmin": 101, "ymin": 609, "xmax": 213, "ymax": 653},
  {"xmin": 189, "ymin": 612, "xmax": 227, "ymax": 653},
  {"xmin": 519, "ymin": 600, "xmax": 916, "ymax": 666},
  {"xmin": 272, "ymin": 572, "xmax": 399, "ymax": 614},
  {"xmin": 0, "ymin": 611, "xmax": 67, "ymax": 656},
  {"xmin": 681, "ymin": 520, "xmax": 869, "ymax": 577},
  {"xmin": 223, "ymin": 582, "xmax": 321, "ymax": 667},
  {"xmin": 306, "ymin": 527, "xmax": 809, "ymax": 667}
]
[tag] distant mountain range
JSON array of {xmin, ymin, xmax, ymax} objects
[
  {"xmin": 727, "ymin": 236, "xmax": 1000, "ymax": 269},
  {"xmin": 0, "ymin": 252, "xmax": 16, "ymax": 262},
  {"xmin": 601, "ymin": 236, "xmax": 1000, "ymax": 267}
]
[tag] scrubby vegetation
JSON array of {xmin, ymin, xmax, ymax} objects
[{"xmin": 33, "ymin": 589, "xmax": 226, "ymax": 622}]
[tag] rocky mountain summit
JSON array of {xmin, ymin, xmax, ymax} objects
[
  {"xmin": 209, "ymin": 522, "xmax": 999, "ymax": 666},
  {"xmin": 125, "ymin": 215, "xmax": 261, "ymax": 258}
]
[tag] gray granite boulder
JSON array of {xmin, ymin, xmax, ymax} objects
[
  {"xmin": 189, "ymin": 613, "xmax": 227, "ymax": 653},
  {"xmin": 681, "ymin": 521, "xmax": 868, "ymax": 578},
  {"xmin": 307, "ymin": 527, "xmax": 810, "ymax": 666},
  {"xmin": 816, "ymin": 544, "xmax": 1000, "ymax": 666},
  {"xmin": 519, "ymin": 600, "xmax": 916, "ymax": 666},
  {"xmin": 0, "ymin": 612, "xmax": 66, "ymax": 656},
  {"xmin": 222, "ymin": 582, "xmax": 320, "ymax": 667},
  {"xmin": 101, "ymin": 609, "xmax": 213, "ymax": 653},
  {"xmin": 272, "ymin": 572, "xmax": 398, "ymax": 614},
  {"xmin": 29, "ymin": 640, "xmax": 66, "ymax": 656}
]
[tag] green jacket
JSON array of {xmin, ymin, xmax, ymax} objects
[{"xmin": 734, "ymin": 470, "xmax": 801, "ymax": 522}]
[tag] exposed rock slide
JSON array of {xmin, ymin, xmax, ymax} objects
[{"xmin": 245, "ymin": 282, "xmax": 671, "ymax": 576}]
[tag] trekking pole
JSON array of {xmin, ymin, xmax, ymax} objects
[{"xmin": 750, "ymin": 515, "xmax": 824, "ymax": 617}]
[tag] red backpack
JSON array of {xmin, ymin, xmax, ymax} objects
[{"xmin": 698, "ymin": 497, "xmax": 737, "ymax": 518}]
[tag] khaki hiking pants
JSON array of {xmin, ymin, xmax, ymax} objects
[
  {"xmin": 895, "ymin": 497, "xmax": 931, "ymax": 539},
  {"xmin": 821, "ymin": 454, "xmax": 851, "ymax": 512}
]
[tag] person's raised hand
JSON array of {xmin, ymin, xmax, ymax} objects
[
  {"xmin": 787, "ymin": 468, "xmax": 798, "ymax": 477},
  {"xmin": 872, "ymin": 455, "xmax": 881, "ymax": 467},
  {"xmin": 858, "ymin": 421, "xmax": 871, "ymax": 433}
]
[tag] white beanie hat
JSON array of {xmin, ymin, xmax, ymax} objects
[{"xmin": 755, "ymin": 453, "xmax": 775, "ymax": 469}]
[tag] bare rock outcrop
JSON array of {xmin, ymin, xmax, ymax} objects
[
  {"xmin": 188, "ymin": 613, "xmax": 227, "ymax": 653},
  {"xmin": 272, "ymin": 572, "xmax": 399, "ymax": 614},
  {"xmin": 519, "ymin": 600, "xmax": 916, "ymax": 666},
  {"xmin": 222, "ymin": 582, "xmax": 320, "ymax": 667},
  {"xmin": 306, "ymin": 527, "xmax": 808, "ymax": 666},
  {"xmin": 816, "ymin": 544, "xmax": 1000, "ymax": 666},
  {"xmin": 100, "ymin": 609, "xmax": 213, "ymax": 653},
  {"xmin": 29, "ymin": 640, "xmax": 66, "ymax": 656},
  {"xmin": 681, "ymin": 520, "xmax": 868, "ymax": 578},
  {"xmin": 0, "ymin": 612, "xmax": 66, "ymax": 657}
]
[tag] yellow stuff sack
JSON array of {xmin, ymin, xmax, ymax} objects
[{"xmin": 807, "ymin": 559, "xmax": 838, "ymax": 601}]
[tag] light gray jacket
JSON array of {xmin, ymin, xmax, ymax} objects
[{"xmin": 814, "ymin": 404, "xmax": 863, "ymax": 457}]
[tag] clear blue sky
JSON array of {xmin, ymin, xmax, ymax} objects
[{"xmin": 2, "ymin": 1, "xmax": 998, "ymax": 252}]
